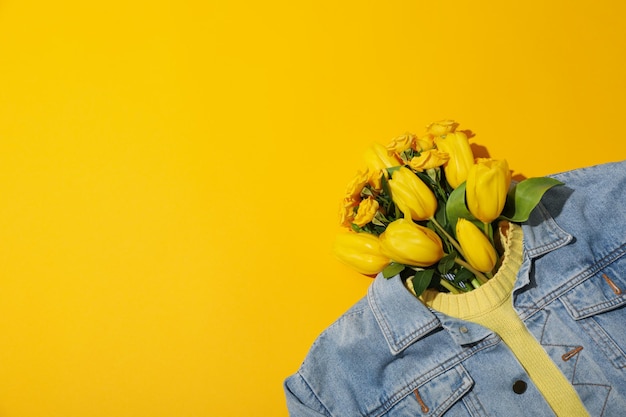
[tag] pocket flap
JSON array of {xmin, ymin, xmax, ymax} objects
[
  {"xmin": 412, "ymin": 363, "xmax": 474, "ymax": 417},
  {"xmin": 561, "ymin": 262, "xmax": 626, "ymax": 320}
]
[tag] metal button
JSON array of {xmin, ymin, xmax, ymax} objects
[
  {"xmin": 459, "ymin": 326, "xmax": 468, "ymax": 334},
  {"xmin": 512, "ymin": 380, "xmax": 527, "ymax": 394}
]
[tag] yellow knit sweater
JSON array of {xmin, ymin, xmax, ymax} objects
[{"xmin": 418, "ymin": 223, "xmax": 589, "ymax": 417}]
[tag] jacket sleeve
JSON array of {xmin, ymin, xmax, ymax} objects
[{"xmin": 284, "ymin": 372, "xmax": 331, "ymax": 417}]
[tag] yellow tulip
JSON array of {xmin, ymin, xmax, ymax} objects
[
  {"xmin": 353, "ymin": 196, "xmax": 379, "ymax": 227},
  {"xmin": 388, "ymin": 167, "xmax": 437, "ymax": 221},
  {"xmin": 434, "ymin": 131, "xmax": 474, "ymax": 189},
  {"xmin": 466, "ymin": 158, "xmax": 512, "ymax": 223},
  {"xmin": 379, "ymin": 219, "xmax": 444, "ymax": 267},
  {"xmin": 408, "ymin": 149, "xmax": 450, "ymax": 172},
  {"xmin": 456, "ymin": 218, "xmax": 497, "ymax": 273},
  {"xmin": 363, "ymin": 142, "xmax": 401, "ymax": 189},
  {"xmin": 333, "ymin": 232, "xmax": 390, "ymax": 275}
]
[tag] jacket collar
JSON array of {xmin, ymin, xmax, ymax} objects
[
  {"xmin": 521, "ymin": 202, "xmax": 573, "ymax": 259},
  {"xmin": 368, "ymin": 274, "xmax": 440, "ymax": 355},
  {"xmin": 368, "ymin": 202, "xmax": 573, "ymax": 355}
]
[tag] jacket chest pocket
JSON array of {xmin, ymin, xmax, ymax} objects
[
  {"xmin": 560, "ymin": 258, "xmax": 626, "ymax": 369},
  {"xmin": 381, "ymin": 363, "xmax": 477, "ymax": 417}
]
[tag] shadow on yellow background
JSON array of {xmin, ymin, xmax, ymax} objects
[{"xmin": 1, "ymin": 1, "xmax": 625, "ymax": 416}]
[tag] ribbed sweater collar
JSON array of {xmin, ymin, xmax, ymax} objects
[{"xmin": 419, "ymin": 222, "xmax": 524, "ymax": 320}]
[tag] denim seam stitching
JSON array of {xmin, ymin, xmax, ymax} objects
[
  {"xmin": 565, "ymin": 341, "xmax": 613, "ymax": 416},
  {"xmin": 581, "ymin": 316, "xmax": 626, "ymax": 369},
  {"xmin": 368, "ymin": 288, "xmax": 440, "ymax": 354},
  {"xmin": 525, "ymin": 203, "xmax": 572, "ymax": 258},
  {"xmin": 296, "ymin": 372, "xmax": 333, "ymax": 417},
  {"xmin": 368, "ymin": 338, "xmax": 498, "ymax": 417},
  {"xmin": 461, "ymin": 393, "xmax": 481, "ymax": 417},
  {"xmin": 305, "ymin": 307, "xmax": 368, "ymax": 354},
  {"xmin": 517, "ymin": 243, "xmax": 626, "ymax": 321},
  {"xmin": 370, "ymin": 363, "xmax": 471, "ymax": 417}
]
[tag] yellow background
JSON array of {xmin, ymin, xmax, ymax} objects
[{"xmin": 1, "ymin": 1, "xmax": 625, "ymax": 416}]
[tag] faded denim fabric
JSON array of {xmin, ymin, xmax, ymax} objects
[{"xmin": 284, "ymin": 160, "xmax": 626, "ymax": 417}]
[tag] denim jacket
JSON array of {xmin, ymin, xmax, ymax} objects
[{"xmin": 284, "ymin": 160, "xmax": 626, "ymax": 417}]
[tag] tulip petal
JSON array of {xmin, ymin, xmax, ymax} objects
[
  {"xmin": 466, "ymin": 159, "xmax": 511, "ymax": 223},
  {"xmin": 333, "ymin": 232, "xmax": 390, "ymax": 275},
  {"xmin": 456, "ymin": 218, "xmax": 497, "ymax": 273}
]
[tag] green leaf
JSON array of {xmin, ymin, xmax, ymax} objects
[
  {"xmin": 434, "ymin": 199, "xmax": 448, "ymax": 228},
  {"xmin": 501, "ymin": 177, "xmax": 563, "ymax": 222},
  {"xmin": 382, "ymin": 262, "xmax": 405, "ymax": 278},
  {"xmin": 437, "ymin": 253, "xmax": 456, "ymax": 274},
  {"xmin": 400, "ymin": 148, "xmax": 416, "ymax": 163},
  {"xmin": 425, "ymin": 168, "xmax": 440, "ymax": 185},
  {"xmin": 411, "ymin": 269, "xmax": 435, "ymax": 297},
  {"xmin": 371, "ymin": 212, "xmax": 387, "ymax": 227},
  {"xmin": 445, "ymin": 182, "xmax": 479, "ymax": 231},
  {"xmin": 386, "ymin": 166, "xmax": 402, "ymax": 177},
  {"xmin": 360, "ymin": 186, "xmax": 374, "ymax": 197},
  {"xmin": 453, "ymin": 267, "xmax": 474, "ymax": 284},
  {"xmin": 380, "ymin": 174, "xmax": 393, "ymax": 205}
]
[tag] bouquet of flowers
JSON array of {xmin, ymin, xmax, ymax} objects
[{"xmin": 333, "ymin": 120, "xmax": 562, "ymax": 296}]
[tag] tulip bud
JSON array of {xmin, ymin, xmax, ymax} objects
[
  {"xmin": 379, "ymin": 219, "xmax": 444, "ymax": 267},
  {"xmin": 388, "ymin": 167, "xmax": 438, "ymax": 221},
  {"xmin": 363, "ymin": 143, "xmax": 402, "ymax": 189},
  {"xmin": 466, "ymin": 158, "xmax": 512, "ymax": 223},
  {"xmin": 456, "ymin": 218, "xmax": 497, "ymax": 273},
  {"xmin": 434, "ymin": 131, "xmax": 474, "ymax": 189},
  {"xmin": 333, "ymin": 232, "xmax": 390, "ymax": 275}
]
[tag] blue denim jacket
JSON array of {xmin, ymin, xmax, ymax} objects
[{"xmin": 284, "ymin": 160, "xmax": 626, "ymax": 417}]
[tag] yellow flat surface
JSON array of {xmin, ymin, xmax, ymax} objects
[{"xmin": 0, "ymin": 1, "xmax": 625, "ymax": 416}]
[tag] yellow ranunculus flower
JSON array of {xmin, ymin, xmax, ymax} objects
[
  {"xmin": 353, "ymin": 196, "xmax": 379, "ymax": 227},
  {"xmin": 388, "ymin": 167, "xmax": 437, "ymax": 221},
  {"xmin": 339, "ymin": 197, "xmax": 358, "ymax": 228},
  {"xmin": 456, "ymin": 218, "xmax": 497, "ymax": 273},
  {"xmin": 363, "ymin": 142, "xmax": 401, "ymax": 189},
  {"xmin": 379, "ymin": 219, "xmax": 444, "ymax": 267},
  {"xmin": 466, "ymin": 158, "xmax": 512, "ymax": 223},
  {"xmin": 386, "ymin": 133, "xmax": 416, "ymax": 154},
  {"xmin": 408, "ymin": 149, "xmax": 450, "ymax": 172},
  {"xmin": 434, "ymin": 131, "xmax": 474, "ymax": 189},
  {"xmin": 344, "ymin": 169, "xmax": 370, "ymax": 201},
  {"xmin": 426, "ymin": 120, "xmax": 458, "ymax": 136},
  {"xmin": 333, "ymin": 232, "xmax": 390, "ymax": 276},
  {"xmin": 415, "ymin": 135, "xmax": 436, "ymax": 152}
]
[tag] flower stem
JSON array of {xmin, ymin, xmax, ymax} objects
[
  {"xmin": 454, "ymin": 258, "xmax": 489, "ymax": 284},
  {"xmin": 429, "ymin": 217, "xmax": 466, "ymax": 258},
  {"xmin": 482, "ymin": 221, "xmax": 490, "ymax": 236},
  {"xmin": 439, "ymin": 279, "xmax": 461, "ymax": 294}
]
